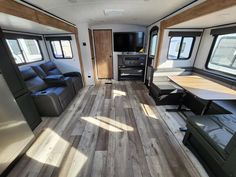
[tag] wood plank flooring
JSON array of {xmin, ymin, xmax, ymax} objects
[{"xmin": 7, "ymin": 81, "xmax": 209, "ymax": 177}]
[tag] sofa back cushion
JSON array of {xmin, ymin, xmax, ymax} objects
[
  {"xmin": 40, "ymin": 61, "xmax": 62, "ymax": 76},
  {"xmin": 20, "ymin": 67, "xmax": 47, "ymax": 93},
  {"xmin": 31, "ymin": 65, "xmax": 47, "ymax": 79}
]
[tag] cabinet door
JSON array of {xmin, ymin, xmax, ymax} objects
[
  {"xmin": 16, "ymin": 93, "xmax": 41, "ymax": 130},
  {"xmin": 0, "ymin": 30, "xmax": 27, "ymax": 97}
]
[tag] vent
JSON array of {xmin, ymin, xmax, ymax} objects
[{"xmin": 104, "ymin": 9, "xmax": 124, "ymax": 16}]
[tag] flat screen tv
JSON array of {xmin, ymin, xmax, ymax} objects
[{"xmin": 114, "ymin": 32, "xmax": 144, "ymax": 52}]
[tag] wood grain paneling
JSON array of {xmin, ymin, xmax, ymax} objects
[
  {"xmin": 169, "ymin": 75, "xmax": 236, "ymax": 100},
  {"xmin": 7, "ymin": 81, "xmax": 208, "ymax": 177},
  {"xmin": 155, "ymin": 0, "xmax": 236, "ymax": 68},
  {"xmin": 0, "ymin": 0, "xmax": 76, "ymax": 33},
  {"xmin": 93, "ymin": 30, "xmax": 113, "ymax": 79}
]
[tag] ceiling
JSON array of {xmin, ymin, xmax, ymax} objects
[
  {"xmin": 0, "ymin": 12, "xmax": 67, "ymax": 34},
  {"xmin": 171, "ymin": 6, "xmax": 236, "ymax": 28},
  {"xmin": 18, "ymin": 0, "xmax": 197, "ymax": 26}
]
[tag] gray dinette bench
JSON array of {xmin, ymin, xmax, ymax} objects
[
  {"xmin": 183, "ymin": 114, "xmax": 236, "ymax": 177},
  {"xmin": 149, "ymin": 76, "xmax": 184, "ymax": 105}
]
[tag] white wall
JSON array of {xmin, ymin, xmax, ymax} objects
[
  {"xmin": 44, "ymin": 34, "xmax": 83, "ymax": 77},
  {"xmin": 77, "ymin": 23, "xmax": 95, "ymax": 85},
  {"xmin": 146, "ymin": 24, "xmax": 203, "ymax": 69},
  {"xmin": 91, "ymin": 24, "xmax": 146, "ymax": 80},
  {"xmin": 158, "ymin": 29, "xmax": 202, "ymax": 68}
]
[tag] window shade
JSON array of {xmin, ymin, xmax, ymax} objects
[
  {"xmin": 45, "ymin": 36, "xmax": 72, "ymax": 41},
  {"xmin": 210, "ymin": 26, "xmax": 236, "ymax": 36},
  {"xmin": 4, "ymin": 33, "xmax": 43, "ymax": 40},
  {"xmin": 168, "ymin": 31, "xmax": 202, "ymax": 37}
]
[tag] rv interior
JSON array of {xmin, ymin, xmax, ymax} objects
[{"xmin": 1, "ymin": 0, "xmax": 236, "ymax": 177}]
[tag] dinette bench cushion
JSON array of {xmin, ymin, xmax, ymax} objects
[
  {"xmin": 184, "ymin": 114, "xmax": 236, "ymax": 177},
  {"xmin": 188, "ymin": 115, "xmax": 236, "ymax": 157}
]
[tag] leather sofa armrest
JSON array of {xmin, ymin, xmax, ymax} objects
[
  {"xmin": 225, "ymin": 133, "xmax": 236, "ymax": 155},
  {"xmin": 31, "ymin": 91, "xmax": 63, "ymax": 116},
  {"xmin": 44, "ymin": 75, "xmax": 71, "ymax": 87},
  {"xmin": 63, "ymin": 72, "xmax": 82, "ymax": 77}
]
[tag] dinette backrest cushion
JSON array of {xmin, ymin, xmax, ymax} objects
[
  {"xmin": 40, "ymin": 61, "xmax": 62, "ymax": 76},
  {"xmin": 20, "ymin": 67, "xmax": 47, "ymax": 93}
]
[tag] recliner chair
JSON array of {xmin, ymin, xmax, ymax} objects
[
  {"xmin": 20, "ymin": 67, "xmax": 75, "ymax": 116},
  {"xmin": 40, "ymin": 61, "xmax": 83, "ymax": 93}
]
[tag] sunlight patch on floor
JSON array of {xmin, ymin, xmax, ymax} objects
[
  {"xmin": 140, "ymin": 103, "xmax": 158, "ymax": 119},
  {"xmin": 81, "ymin": 116, "xmax": 134, "ymax": 132},
  {"xmin": 25, "ymin": 128, "xmax": 87, "ymax": 173},
  {"xmin": 112, "ymin": 89, "xmax": 126, "ymax": 99},
  {"xmin": 65, "ymin": 146, "xmax": 88, "ymax": 177},
  {"xmin": 26, "ymin": 128, "xmax": 69, "ymax": 167},
  {"xmin": 97, "ymin": 116, "xmax": 134, "ymax": 131}
]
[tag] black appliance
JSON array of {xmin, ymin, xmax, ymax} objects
[
  {"xmin": 114, "ymin": 32, "xmax": 144, "ymax": 52},
  {"xmin": 118, "ymin": 54, "xmax": 146, "ymax": 81}
]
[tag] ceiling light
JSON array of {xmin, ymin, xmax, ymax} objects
[
  {"xmin": 68, "ymin": 0, "xmax": 77, "ymax": 3},
  {"xmin": 104, "ymin": 9, "xmax": 124, "ymax": 16}
]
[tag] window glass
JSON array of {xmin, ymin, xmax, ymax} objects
[
  {"xmin": 149, "ymin": 34, "xmax": 157, "ymax": 57},
  {"xmin": 179, "ymin": 37, "xmax": 194, "ymax": 58},
  {"xmin": 50, "ymin": 40, "xmax": 73, "ymax": 59},
  {"xmin": 6, "ymin": 39, "xmax": 25, "ymax": 64},
  {"xmin": 168, "ymin": 37, "xmax": 182, "ymax": 59},
  {"xmin": 6, "ymin": 38, "xmax": 43, "ymax": 65},
  {"xmin": 61, "ymin": 40, "xmax": 73, "ymax": 58},
  {"xmin": 51, "ymin": 41, "xmax": 63, "ymax": 58},
  {"xmin": 207, "ymin": 33, "xmax": 236, "ymax": 75},
  {"xmin": 168, "ymin": 36, "xmax": 195, "ymax": 60},
  {"xmin": 18, "ymin": 39, "xmax": 42, "ymax": 63}
]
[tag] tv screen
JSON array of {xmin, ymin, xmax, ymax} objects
[{"xmin": 114, "ymin": 32, "xmax": 144, "ymax": 52}]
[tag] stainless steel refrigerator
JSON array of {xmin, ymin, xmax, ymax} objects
[{"xmin": 0, "ymin": 74, "xmax": 34, "ymax": 175}]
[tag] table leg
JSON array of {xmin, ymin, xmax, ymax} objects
[{"xmin": 201, "ymin": 100, "xmax": 212, "ymax": 116}]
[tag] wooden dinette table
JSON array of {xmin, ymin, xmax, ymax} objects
[{"xmin": 168, "ymin": 75, "xmax": 236, "ymax": 116}]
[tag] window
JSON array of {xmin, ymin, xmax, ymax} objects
[
  {"xmin": 50, "ymin": 40, "xmax": 73, "ymax": 59},
  {"xmin": 167, "ymin": 36, "xmax": 195, "ymax": 60},
  {"xmin": 149, "ymin": 34, "xmax": 157, "ymax": 57},
  {"xmin": 6, "ymin": 38, "xmax": 43, "ymax": 65},
  {"xmin": 207, "ymin": 33, "xmax": 236, "ymax": 76}
]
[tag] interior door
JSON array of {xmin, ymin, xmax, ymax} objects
[{"xmin": 93, "ymin": 29, "xmax": 113, "ymax": 79}]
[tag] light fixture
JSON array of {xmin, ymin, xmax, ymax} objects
[
  {"xmin": 68, "ymin": 0, "xmax": 77, "ymax": 3},
  {"xmin": 104, "ymin": 9, "xmax": 124, "ymax": 16}
]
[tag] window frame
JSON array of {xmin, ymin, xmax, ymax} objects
[
  {"xmin": 148, "ymin": 26, "xmax": 159, "ymax": 59},
  {"xmin": 50, "ymin": 39, "xmax": 73, "ymax": 59},
  {"xmin": 167, "ymin": 36, "xmax": 195, "ymax": 60},
  {"xmin": 205, "ymin": 34, "xmax": 236, "ymax": 77},
  {"xmin": 6, "ymin": 38, "xmax": 44, "ymax": 66}
]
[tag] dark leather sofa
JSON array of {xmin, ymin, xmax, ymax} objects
[
  {"xmin": 20, "ymin": 67, "xmax": 75, "ymax": 116},
  {"xmin": 183, "ymin": 114, "xmax": 236, "ymax": 177},
  {"xmin": 40, "ymin": 61, "xmax": 83, "ymax": 93}
]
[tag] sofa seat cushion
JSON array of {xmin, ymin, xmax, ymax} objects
[
  {"xmin": 188, "ymin": 115, "xmax": 236, "ymax": 155},
  {"xmin": 44, "ymin": 87, "xmax": 72, "ymax": 109}
]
